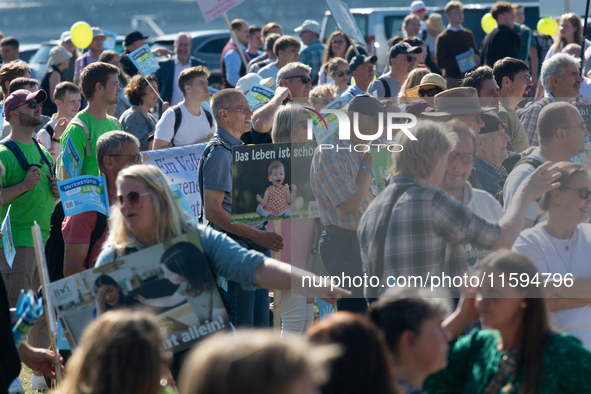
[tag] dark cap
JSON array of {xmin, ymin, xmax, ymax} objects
[
  {"xmin": 124, "ymin": 31, "xmax": 150, "ymax": 48},
  {"xmin": 389, "ymin": 42, "xmax": 421, "ymax": 59},
  {"xmin": 348, "ymin": 93, "xmax": 385, "ymax": 120},
  {"xmin": 479, "ymin": 113, "xmax": 505, "ymax": 134},
  {"xmin": 349, "ymin": 54, "xmax": 378, "ymax": 73},
  {"xmin": 5, "ymin": 89, "xmax": 47, "ymax": 121},
  {"xmin": 405, "ymin": 99, "xmax": 434, "ymax": 118}
]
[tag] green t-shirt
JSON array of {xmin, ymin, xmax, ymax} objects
[
  {"xmin": 60, "ymin": 111, "xmax": 121, "ymax": 177},
  {"xmin": 0, "ymin": 141, "xmax": 54, "ymax": 247},
  {"xmin": 424, "ymin": 330, "xmax": 591, "ymax": 394}
]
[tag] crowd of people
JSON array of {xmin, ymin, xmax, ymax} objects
[{"xmin": 2, "ymin": 0, "xmax": 591, "ymax": 393}]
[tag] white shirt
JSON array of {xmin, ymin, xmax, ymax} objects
[
  {"xmin": 580, "ymin": 77, "xmax": 591, "ymax": 102},
  {"xmin": 154, "ymin": 102, "xmax": 214, "ymax": 147},
  {"xmin": 513, "ymin": 223, "xmax": 591, "ymax": 349},
  {"xmin": 257, "ymin": 63, "xmax": 280, "ymax": 89},
  {"xmin": 171, "ymin": 56, "xmax": 193, "ymax": 106},
  {"xmin": 447, "ymin": 24, "xmax": 463, "ymax": 32},
  {"xmin": 37, "ymin": 116, "xmax": 58, "ymax": 150}
]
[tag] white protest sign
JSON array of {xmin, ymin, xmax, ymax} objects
[
  {"xmin": 143, "ymin": 144, "xmax": 206, "ymax": 219},
  {"xmin": 325, "ymin": 0, "xmax": 367, "ymax": 46},
  {"xmin": 1, "ymin": 205, "xmax": 15, "ymax": 268},
  {"xmin": 196, "ymin": 0, "xmax": 244, "ymax": 23}
]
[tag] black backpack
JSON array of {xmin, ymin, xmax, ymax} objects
[
  {"xmin": 377, "ymin": 77, "xmax": 392, "ymax": 98},
  {"xmin": 495, "ymin": 156, "xmax": 542, "ymax": 206},
  {"xmin": 532, "ymin": 31, "xmax": 553, "ymax": 69},
  {"xmin": 170, "ymin": 105, "xmax": 214, "ymax": 147},
  {"xmin": 44, "ymin": 203, "xmax": 107, "ymax": 282}
]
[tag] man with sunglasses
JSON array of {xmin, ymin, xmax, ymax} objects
[
  {"xmin": 62, "ymin": 131, "xmax": 141, "ymax": 277},
  {"xmin": 0, "ymin": 89, "xmax": 60, "ymax": 388},
  {"xmin": 368, "ymin": 43, "xmax": 419, "ymax": 98},
  {"xmin": 504, "ymin": 102, "xmax": 589, "ymax": 229}
]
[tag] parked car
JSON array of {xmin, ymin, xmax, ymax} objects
[
  {"xmin": 149, "ymin": 30, "xmax": 230, "ymax": 90},
  {"xmin": 19, "ymin": 44, "xmax": 41, "ymax": 63},
  {"xmin": 320, "ymin": 3, "xmax": 540, "ymax": 73}
]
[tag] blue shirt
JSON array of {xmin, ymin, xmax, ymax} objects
[
  {"xmin": 95, "ymin": 226, "xmax": 266, "ymax": 291},
  {"xmin": 340, "ymin": 83, "xmax": 365, "ymax": 97},
  {"xmin": 473, "ymin": 156, "xmax": 507, "ymax": 197},
  {"xmin": 223, "ymin": 39, "xmax": 247, "ymax": 87}
]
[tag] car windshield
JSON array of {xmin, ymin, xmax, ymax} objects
[{"xmin": 29, "ymin": 45, "xmax": 54, "ymax": 65}]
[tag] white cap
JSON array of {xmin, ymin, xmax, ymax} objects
[
  {"xmin": 410, "ymin": 0, "xmax": 428, "ymax": 12},
  {"xmin": 92, "ymin": 27, "xmax": 106, "ymax": 38},
  {"xmin": 60, "ymin": 31, "xmax": 71, "ymax": 43},
  {"xmin": 236, "ymin": 73, "xmax": 275, "ymax": 94},
  {"xmin": 294, "ymin": 20, "xmax": 321, "ymax": 34}
]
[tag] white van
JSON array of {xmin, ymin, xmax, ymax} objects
[{"xmin": 320, "ymin": 3, "xmax": 540, "ymax": 73}]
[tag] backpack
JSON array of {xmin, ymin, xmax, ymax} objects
[
  {"xmin": 0, "ymin": 138, "xmax": 55, "ymax": 179},
  {"xmin": 41, "ymin": 123, "xmax": 55, "ymax": 139},
  {"xmin": 377, "ymin": 77, "xmax": 392, "ymax": 98},
  {"xmin": 495, "ymin": 156, "xmax": 542, "ymax": 206},
  {"xmin": 170, "ymin": 105, "xmax": 214, "ymax": 147},
  {"xmin": 532, "ymin": 31, "xmax": 553, "ymax": 69},
  {"xmin": 44, "ymin": 203, "xmax": 108, "ymax": 282}
]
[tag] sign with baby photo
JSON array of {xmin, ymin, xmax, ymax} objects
[
  {"xmin": 46, "ymin": 231, "xmax": 230, "ymax": 354},
  {"xmin": 231, "ymin": 142, "xmax": 320, "ymax": 223}
]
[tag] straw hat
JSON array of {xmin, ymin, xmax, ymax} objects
[
  {"xmin": 404, "ymin": 73, "xmax": 447, "ymax": 99},
  {"xmin": 426, "ymin": 13, "xmax": 444, "ymax": 32},
  {"xmin": 422, "ymin": 87, "xmax": 495, "ymax": 116}
]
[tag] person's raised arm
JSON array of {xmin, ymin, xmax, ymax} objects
[
  {"xmin": 204, "ymin": 189, "xmax": 283, "ymax": 252},
  {"xmin": 337, "ymin": 152, "xmax": 373, "ymax": 216},
  {"xmin": 492, "ymin": 162, "xmax": 560, "ymax": 250},
  {"xmin": 251, "ymin": 86, "xmax": 291, "ymax": 133}
]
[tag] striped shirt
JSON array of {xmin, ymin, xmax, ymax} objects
[{"xmin": 357, "ymin": 175, "xmax": 500, "ymax": 297}]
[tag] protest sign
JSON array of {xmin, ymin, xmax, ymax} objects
[
  {"xmin": 309, "ymin": 97, "xmax": 350, "ymax": 145},
  {"xmin": 102, "ymin": 29, "xmax": 118, "ymax": 51},
  {"xmin": 129, "ymin": 44, "xmax": 160, "ymax": 77},
  {"xmin": 456, "ymin": 48, "xmax": 477, "ymax": 74},
  {"xmin": 1, "ymin": 205, "xmax": 15, "ymax": 268},
  {"xmin": 246, "ymin": 83, "xmax": 274, "ymax": 111},
  {"xmin": 325, "ymin": 0, "xmax": 367, "ymax": 46},
  {"xmin": 58, "ymin": 175, "xmax": 110, "ymax": 217},
  {"xmin": 370, "ymin": 148, "xmax": 393, "ymax": 194},
  {"xmin": 196, "ymin": 0, "xmax": 244, "ymax": 23},
  {"xmin": 231, "ymin": 142, "xmax": 319, "ymax": 223},
  {"xmin": 143, "ymin": 144, "xmax": 206, "ymax": 219},
  {"xmin": 62, "ymin": 134, "xmax": 82, "ymax": 179},
  {"xmin": 47, "ymin": 231, "xmax": 230, "ymax": 353}
]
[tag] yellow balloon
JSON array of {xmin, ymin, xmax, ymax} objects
[
  {"xmin": 481, "ymin": 13, "xmax": 497, "ymax": 34},
  {"xmin": 537, "ymin": 17, "xmax": 559, "ymax": 37},
  {"xmin": 70, "ymin": 21, "xmax": 93, "ymax": 49}
]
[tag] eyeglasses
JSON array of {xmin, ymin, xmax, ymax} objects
[
  {"xmin": 335, "ymin": 70, "xmax": 350, "ymax": 78},
  {"xmin": 116, "ymin": 191, "xmax": 151, "ymax": 207},
  {"xmin": 224, "ymin": 106, "xmax": 253, "ymax": 114},
  {"xmin": 519, "ymin": 75, "xmax": 533, "ymax": 83},
  {"xmin": 285, "ymin": 75, "xmax": 312, "ymax": 85},
  {"xmin": 398, "ymin": 55, "xmax": 417, "ymax": 63},
  {"xmin": 15, "ymin": 100, "xmax": 41, "ymax": 110},
  {"xmin": 109, "ymin": 154, "xmax": 144, "ymax": 164},
  {"xmin": 560, "ymin": 187, "xmax": 591, "ymax": 200},
  {"xmin": 419, "ymin": 87, "xmax": 443, "ymax": 97},
  {"xmin": 447, "ymin": 151, "xmax": 475, "ymax": 164}
]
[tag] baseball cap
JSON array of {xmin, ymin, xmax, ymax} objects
[
  {"xmin": 410, "ymin": 0, "xmax": 428, "ymax": 13},
  {"xmin": 92, "ymin": 27, "xmax": 106, "ymax": 39},
  {"xmin": 60, "ymin": 31, "xmax": 71, "ymax": 43},
  {"xmin": 479, "ymin": 113, "xmax": 505, "ymax": 134},
  {"xmin": 294, "ymin": 20, "xmax": 321, "ymax": 35},
  {"xmin": 348, "ymin": 93, "xmax": 385, "ymax": 121},
  {"xmin": 5, "ymin": 89, "xmax": 47, "ymax": 121},
  {"xmin": 348, "ymin": 54, "xmax": 378, "ymax": 73},
  {"xmin": 389, "ymin": 42, "xmax": 422, "ymax": 59},
  {"xmin": 124, "ymin": 31, "xmax": 150, "ymax": 47},
  {"xmin": 236, "ymin": 73, "xmax": 275, "ymax": 94}
]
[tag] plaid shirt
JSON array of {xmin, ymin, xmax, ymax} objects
[
  {"xmin": 299, "ymin": 40, "xmax": 325, "ymax": 85},
  {"xmin": 516, "ymin": 96, "xmax": 556, "ymax": 147},
  {"xmin": 311, "ymin": 134, "xmax": 374, "ymax": 230},
  {"xmin": 357, "ymin": 175, "xmax": 500, "ymax": 297}
]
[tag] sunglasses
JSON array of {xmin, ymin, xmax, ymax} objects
[
  {"xmin": 285, "ymin": 75, "xmax": 312, "ymax": 85},
  {"xmin": 419, "ymin": 87, "xmax": 443, "ymax": 97},
  {"xmin": 399, "ymin": 55, "xmax": 417, "ymax": 63},
  {"xmin": 447, "ymin": 151, "xmax": 475, "ymax": 164},
  {"xmin": 561, "ymin": 187, "xmax": 591, "ymax": 200},
  {"xmin": 15, "ymin": 100, "xmax": 41, "ymax": 110},
  {"xmin": 335, "ymin": 70, "xmax": 350, "ymax": 78},
  {"xmin": 116, "ymin": 191, "xmax": 151, "ymax": 207},
  {"xmin": 109, "ymin": 154, "xmax": 144, "ymax": 164}
]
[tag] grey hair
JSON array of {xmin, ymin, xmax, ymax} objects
[
  {"xmin": 276, "ymin": 62, "xmax": 312, "ymax": 87},
  {"xmin": 211, "ymin": 88, "xmax": 243, "ymax": 123},
  {"xmin": 175, "ymin": 32, "xmax": 192, "ymax": 46},
  {"xmin": 541, "ymin": 53, "xmax": 581, "ymax": 94},
  {"xmin": 96, "ymin": 131, "xmax": 140, "ymax": 171},
  {"xmin": 271, "ymin": 103, "xmax": 307, "ymax": 142}
]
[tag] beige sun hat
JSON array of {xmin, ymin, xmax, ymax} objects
[
  {"xmin": 404, "ymin": 73, "xmax": 447, "ymax": 99},
  {"xmin": 422, "ymin": 87, "xmax": 496, "ymax": 117},
  {"xmin": 426, "ymin": 13, "xmax": 445, "ymax": 32}
]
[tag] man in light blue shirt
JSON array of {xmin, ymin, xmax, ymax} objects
[{"xmin": 294, "ymin": 20, "xmax": 325, "ymax": 86}]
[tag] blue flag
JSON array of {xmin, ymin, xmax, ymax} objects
[
  {"xmin": 62, "ymin": 134, "xmax": 82, "ymax": 179},
  {"xmin": 58, "ymin": 175, "xmax": 110, "ymax": 217},
  {"xmin": 129, "ymin": 44, "xmax": 160, "ymax": 77}
]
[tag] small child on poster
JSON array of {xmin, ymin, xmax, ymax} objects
[{"xmin": 256, "ymin": 161, "xmax": 296, "ymax": 218}]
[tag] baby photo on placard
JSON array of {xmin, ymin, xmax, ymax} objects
[{"xmin": 231, "ymin": 142, "xmax": 319, "ymax": 223}]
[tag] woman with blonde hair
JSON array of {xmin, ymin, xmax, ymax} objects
[
  {"xmin": 545, "ymin": 13, "xmax": 590, "ymax": 61},
  {"xmin": 309, "ymin": 84, "xmax": 336, "ymax": 111},
  {"xmin": 397, "ymin": 67, "xmax": 429, "ymax": 105},
  {"xmin": 51, "ymin": 310, "xmax": 169, "ymax": 394}
]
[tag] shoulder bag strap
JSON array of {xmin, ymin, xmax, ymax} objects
[{"xmin": 69, "ymin": 117, "xmax": 91, "ymax": 156}]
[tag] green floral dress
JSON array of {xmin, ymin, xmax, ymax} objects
[{"xmin": 423, "ymin": 330, "xmax": 591, "ymax": 393}]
